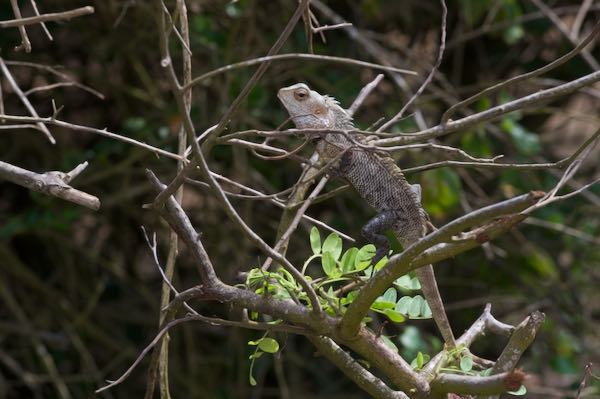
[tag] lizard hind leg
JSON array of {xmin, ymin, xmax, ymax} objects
[{"xmin": 361, "ymin": 210, "xmax": 403, "ymax": 264}]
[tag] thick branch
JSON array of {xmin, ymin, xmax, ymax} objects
[
  {"xmin": 431, "ymin": 371, "xmax": 525, "ymax": 396},
  {"xmin": 308, "ymin": 336, "xmax": 409, "ymax": 399},
  {"xmin": 146, "ymin": 171, "xmax": 429, "ymax": 395},
  {"xmin": 340, "ymin": 192, "xmax": 544, "ymax": 339},
  {"xmin": 490, "ymin": 311, "xmax": 545, "ymax": 374}
]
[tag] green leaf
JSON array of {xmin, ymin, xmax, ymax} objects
[
  {"xmin": 408, "ymin": 295, "xmax": 424, "ymax": 318},
  {"xmin": 382, "ymin": 288, "xmax": 397, "ymax": 303},
  {"xmin": 322, "ymin": 233, "xmax": 343, "ymax": 260},
  {"xmin": 410, "ymin": 351, "xmax": 430, "ymax": 369},
  {"xmin": 460, "ymin": 356, "xmax": 473, "ymax": 372},
  {"xmin": 395, "ymin": 275, "xmax": 412, "ymax": 289},
  {"xmin": 508, "ymin": 385, "xmax": 527, "ymax": 396},
  {"xmin": 249, "ymin": 374, "xmax": 257, "ymax": 386},
  {"xmin": 396, "ymin": 296, "xmax": 412, "ymax": 315},
  {"xmin": 310, "ymin": 227, "xmax": 321, "ymax": 254},
  {"xmin": 257, "ymin": 337, "xmax": 279, "ymax": 353},
  {"xmin": 421, "ymin": 300, "xmax": 432, "ymax": 319},
  {"xmin": 321, "ymin": 251, "xmax": 341, "ymax": 278},
  {"xmin": 410, "ymin": 277, "xmax": 421, "ymax": 290},
  {"xmin": 340, "ymin": 247, "xmax": 358, "ymax": 273},
  {"xmin": 371, "ymin": 300, "xmax": 396, "ymax": 311},
  {"xmin": 355, "ymin": 244, "xmax": 376, "ymax": 270},
  {"xmin": 372, "ymin": 288, "xmax": 397, "ymax": 310},
  {"xmin": 396, "ymin": 275, "xmax": 421, "ymax": 290},
  {"xmin": 384, "ymin": 309, "xmax": 406, "ymax": 323}
]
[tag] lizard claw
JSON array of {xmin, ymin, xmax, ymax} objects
[{"xmin": 372, "ymin": 244, "xmax": 390, "ymax": 265}]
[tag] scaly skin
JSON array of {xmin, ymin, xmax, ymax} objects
[{"xmin": 278, "ymin": 83, "xmax": 456, "ymax": 348}]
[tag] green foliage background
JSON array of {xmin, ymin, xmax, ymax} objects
[{"xmin": 0, "ymin": 0, "xmax": 599, "ymax": 398}]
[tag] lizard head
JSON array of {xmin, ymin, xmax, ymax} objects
[{"xmin": 278, "ymin": 83, "xmax": 338, "ymax": 129}]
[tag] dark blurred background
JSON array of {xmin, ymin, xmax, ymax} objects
[{"xmin": 0, "ymin": 0, "xmax": 599, "ymax": 398}]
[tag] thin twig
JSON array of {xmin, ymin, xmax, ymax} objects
[
  {"xmin": 572, "ymin": 0, "xmax": 593, "ymax": 38},
  {"xmin": 0, "ymin": 6, "xmax": 94, "ymax": 28},
  {"xmin": 28, "ymin": 0, "xmax": 53, "ymax": 40},
  {"xmin": 347, "ymin": 74, "xmax": 384, "ymax": 117},
  {"xmin": 442, "ymin": 21, "xmax": 600, "ymax": 124},
  {"xmin": 184, "ymin": 54, "xmax": 416, "ymax": 90},
  {"xmin": 4, "ymin": 61, "xmax": 105, "ymax": 99},
  {"xmin": 262, "ymin": 176, "xmax": 329, "ymax": 271},
  {"xmin": 375, "ymin": 69, "xmax": 600, "ymax": 146},
  {"xmin": 0, "ymin": 114, "xmax": 182, "ymax": 161},
  {"xmin": 8, "ymin": 0, "xmax": 31, "ymax": 52},
  {"xmin": 0, "ymin": 58, "xmax": 54, "ymax": 143}
]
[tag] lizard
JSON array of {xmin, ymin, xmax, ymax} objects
[{"xmin": 277, "ymin": 83, "xmax": 456, "ymax": 348}]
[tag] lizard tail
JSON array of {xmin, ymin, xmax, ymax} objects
[{"xmin": 414, "ymin": 264, "xmax": 457, "ymax": 349}]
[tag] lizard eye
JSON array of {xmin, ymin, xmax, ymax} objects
[{"xmin": 294, "ymin": 89, "xmax": 308, "ymax": 101}]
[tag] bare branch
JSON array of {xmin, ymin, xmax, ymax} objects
[
  {"xmin": 28, "ymin": 0, "xmax": 52, "ymax": 40},
  {"xmin": 262, "ymin": 176, "xmax": 329, "ymax": 270},
  {"xmin": 0, "ymin": 58, "xmax": 54, "ymax": 143},
  {"xmin": 308, "ymin": 336, "xmax": 409, "ymax": 399},
  {"xmin": 432, "ymin": 371, "xmax": 525, "ymax": 396},
  {"xmin": 8, "ymin": 0, "xmax": 31, "ymax": 52},
  {"xmin": 0, "ymin": 114, "xmax": 182, "ymax": 161},
  {"xmin": 375, "ymin": 69, "xmax": 600, "ymax": 146},
  {"xmin": 184, "ymin": 54, "xmax": 415, "ymax": 90},
  {"xmin": 0, "ymin": 161, "xmax": 100, "ymax": 210},
  {"xmin": 339, "ymin": 191, "xmax": 544, "ymax": 339},
  {"xmin": 442, "ymin": 21, "xmax": 600, "ymax": 124},
  {"xmin": 347, "ymin": 74, "xmax": 384, "ymax": 117},
  {"xmin": 490, "ymin": 311, "xmax": 545, "ymax": 374},
  {"xmin": 0, "ymin": 6, "xmax": 94, "ymax": 29}
]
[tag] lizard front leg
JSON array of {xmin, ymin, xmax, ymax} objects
[{"xmin": 361, "ymin": 210, "xmax": 405, "ymax": 263}]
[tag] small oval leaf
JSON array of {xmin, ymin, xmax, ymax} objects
[
  {"xmin": 408, "ymin": 296, "xmax": 423, "ymax": 318},
  {"xmin": 460, "ymin": 356, "xmax": 473, "ymax": 372},
  {"xmin": 396, "ymin": 296, "xmax": 412, "ymax": 315},
  {"xmin": 340, "ymin": 247, "xmax": 358, "ymax": 273},
  {"xmin": 322, "ymin": 233, "xmax": 342, "ymax": 260},
  {"xmin": 258, "ymin": 337, "xmax": 279, "ymax": 353},
  {"xmin": 321, "ymin": 251, "xmax": 337, "ymax": 277},
  {"xmin": 310, "ymin": 227, "xmax": 321, "ymax": 254},
  {"xmin": 395, "ymin": 275, "xmax": 412, "ymax": 290},
  {"xmin": 508, "ymin": 385, "xmax": 527, "ymax": 396},
  {"xmin": 384, "ymin": 309, "xmax": 406, "ymax": 323}
]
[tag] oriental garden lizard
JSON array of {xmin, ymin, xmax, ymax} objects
[{"xmin": 278, "ymin": 83, "xmax": 456, "ymax": 348}]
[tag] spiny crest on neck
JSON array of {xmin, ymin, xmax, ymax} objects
[{"xmin": 323, "ymin": 95, "xmax": 354, "ymax": 129}]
